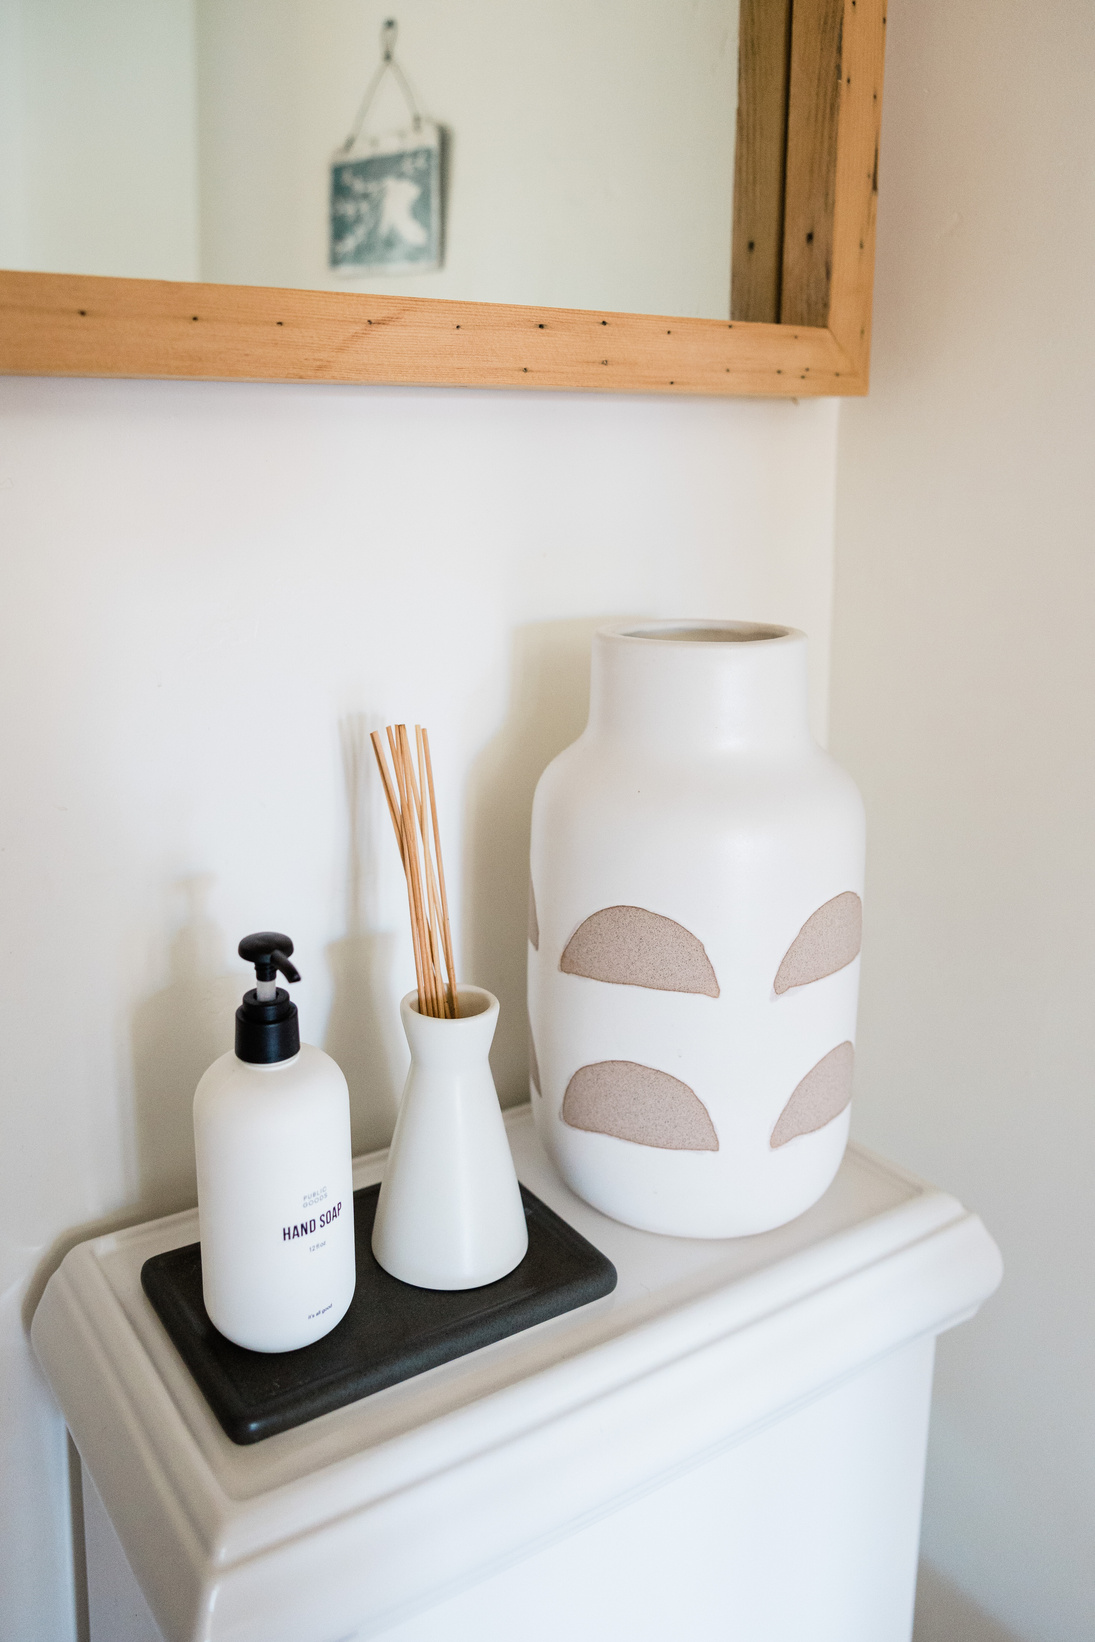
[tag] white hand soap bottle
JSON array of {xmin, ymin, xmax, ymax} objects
[{"xmin": 193, "ymin": 932, "xmax": 356, "ymax": 1352}]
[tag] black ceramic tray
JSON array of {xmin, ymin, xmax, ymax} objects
[{"xmin": 141, "ymin": 1183, "xmax": 617, "ymax": 1445}]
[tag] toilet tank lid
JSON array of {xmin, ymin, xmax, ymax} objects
[{"xmin": 31, "ymin": 1108, "xmax": 1001, "ymax": 1642}]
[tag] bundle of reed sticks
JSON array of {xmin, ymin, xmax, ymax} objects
[{"xmin": 370, "ymin": 724, "xmax": 458, "ymax": 1019}]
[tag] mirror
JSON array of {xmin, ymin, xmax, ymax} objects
[
  {"xmin": 4, "ymin": 1, "xmax": 741, "ymax": 317},
  {"xmin": 0, "ymin": 0, "xmax": 886, "ymax": 396}
]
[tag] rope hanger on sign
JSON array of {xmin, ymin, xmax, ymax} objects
[{"xmin": 341, "ymin": 18, "xmax": 425, "ymax": 151}]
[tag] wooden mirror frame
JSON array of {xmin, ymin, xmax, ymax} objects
[{"xmin": 0, "ymin": 0, "xmax": 884, "ymax": 399}]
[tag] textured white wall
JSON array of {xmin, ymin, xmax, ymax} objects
[
  {"xmin": 830, "ymin": 3, "xmax": 1095, "ymax": 1640},
  {"xmin": 0, "ymin": 376, "xmax": 838, "ymax": 1639}
]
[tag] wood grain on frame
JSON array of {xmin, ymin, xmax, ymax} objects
[
  {"xmin": 826, "ymin": 0, "xmax": 886, "ymax": 380},
  {"xmin": 731, "ymin": 0, "xmax": 793, "ymax": 324},
  {"xmin": 0, "ymin": 1, "xmax": 886, "ymax": 399},
  {"xmin": 0, "ymin": 271, "xmax": 850, "ymax": 395},
  {"xmin": 781, "ymin": 0, "xmax": 844, "ymax": 328}
]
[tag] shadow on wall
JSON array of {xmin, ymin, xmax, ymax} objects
[
  {"xmin": 23, "ymin": 881, "xmax": 240, "ymax": 1331},
  {"xmin": 464, "ymin": 617, "xmax": 630, "ymax": 1104},
  {"xmin": 324, "ymin": 714, "xmax": 404, "ymax": 1155},
  {"xmin": 130, "ymin": 875, "xmax": 240, "ymax": 1216},
  {"xmin": 914, "ymin": 1562, "xmax": 1023, "ymax": 1642}
]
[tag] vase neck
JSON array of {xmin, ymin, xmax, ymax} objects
[
  {"xmin": 586, "ymin": 621, "xmax": 814, "ymax": 753},
  {"xmin": 400, "ymin": 987, "xmax": 499, "ymax": 1068}
]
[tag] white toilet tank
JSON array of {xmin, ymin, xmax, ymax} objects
[{"xmin": 34, "ymin": 1107, "xmax": 1001, "ymax": 1642}]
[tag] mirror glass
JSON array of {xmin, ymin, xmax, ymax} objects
[{"xmin": 0, "ymin": 0, "xmax": 751, "ymax": 321}]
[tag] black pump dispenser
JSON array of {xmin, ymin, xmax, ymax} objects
[{"xmin": 235, "ymin": 932, "xmax": 302, "ymax": 1064}]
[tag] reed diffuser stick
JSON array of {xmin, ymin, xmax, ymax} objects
[
  {"xmin": 422, "ymin": 727, "xmax": 457, "ymax": 1019},
  {"xmin": 393, "ymin": 726, "xmax": 433, "ymax": 1015},
  {"xmin": 412, "ymin": 728, "xmax": 450, "ymax": 1016},
  {"xmin": 371, "ymin": 723, "xmax": 458, "ymax": 1018}
]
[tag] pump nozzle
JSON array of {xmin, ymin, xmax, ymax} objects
[
  {"xmin": 235, "ymin": 933, "xmax": 302, "ymax": 1064},
  {"xmin": 239, "ymin": 932, "xmax": 301, "ymax": 1000}
]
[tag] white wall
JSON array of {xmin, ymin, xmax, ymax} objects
[
  {"xmin": 0, "ymin": 0, "xmax": 200, "ymax": 279},
  {"xmin": 0, "ymin": 375, "xmax": 838, "ymax": 1640},
  {"xmin": 830, "ymin": 3, "xmax": 1095, "ymax": 1640}
]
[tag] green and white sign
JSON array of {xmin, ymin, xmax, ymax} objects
[{"xmin": 330, "ymin": 124, "xmax": 442, "ymax": 275}]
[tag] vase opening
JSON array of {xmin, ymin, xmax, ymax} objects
[
  {"xmin": 406, "ymin": 986, "xmax": 493, "ymax": 1020},
  {"xmin": 621, "ymin": 622, "xmax": 791, "ymax": 644}
]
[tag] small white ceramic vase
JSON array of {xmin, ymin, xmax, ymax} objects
[
  {"xmin": 528, "ymin": 620, "xmax": 865, "ymax": 1239},
  {"xmin": 371, "ymin": 987, "xmax": 529, "ymax": 1289}
]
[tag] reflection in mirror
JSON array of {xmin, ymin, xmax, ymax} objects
[{"xmin": 2, "ymin": 0, "xmax": 749, "ymax": 319}]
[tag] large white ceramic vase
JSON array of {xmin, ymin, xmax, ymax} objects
[{"xmin": 528, "ymin": 620, "xmax": 865, "ymax": 1238}]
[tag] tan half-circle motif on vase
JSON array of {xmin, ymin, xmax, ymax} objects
[
  {"xmin": 559, "ymin": 906, "xmax": 719, "ymax": 997},
  {"xmin": 770, "ymin": 1042, "xmax": 855, "ymax": 1148},
  {"xmin": 562, "ymin": 1061, "xmax": 719, "ymax": 1151},
  {"xmin": 773, "ymin": 892, "xmax": 862, "ymax": 994}
]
